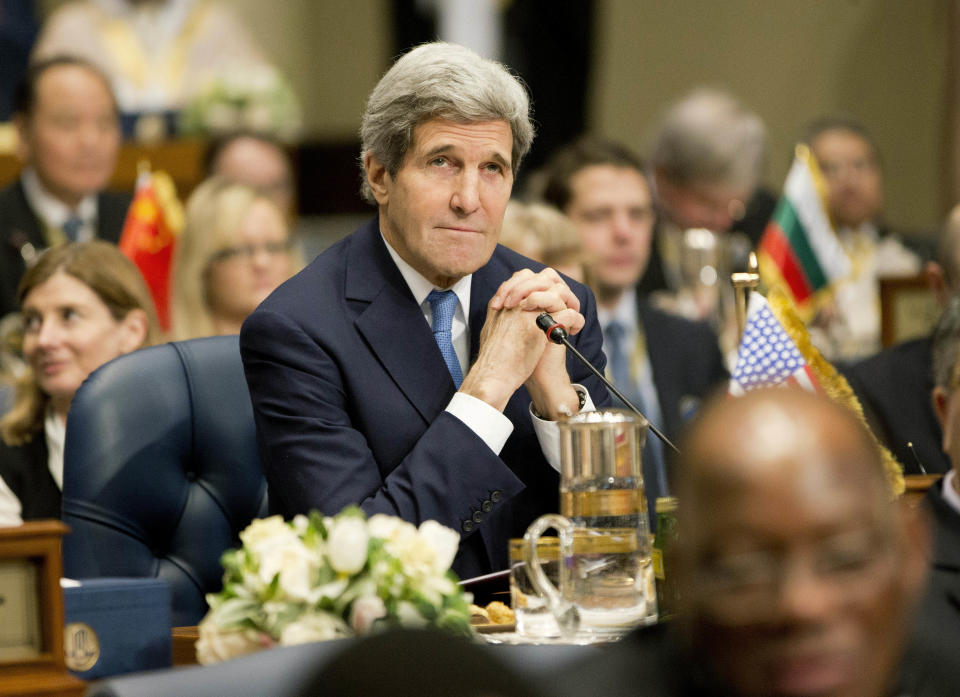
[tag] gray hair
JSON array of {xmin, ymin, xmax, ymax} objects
[
  {"xmin": 359, "ymin": 42, "xmax": 534, "ymax": 204},
  {"xmin": 650, "ymin": 87, "xmax": 766, "ymax": 193},
  {"xmin": 932, "ymin": 294, "xmax": 960, "ymax": 390}
]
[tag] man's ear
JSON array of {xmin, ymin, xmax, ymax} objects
[
  {"xmin": 364, "ymin": 152, "xmax": 390, "ymax": 206},
  {"xmin": 932, "ymin": 385, "xmax": 953, "ymax": 460},
  {"xmin": 926, "ymin": 261, "xmax": 949, "ymax": 308},
  {"xmin": 932, "ymin": 386, "xmax": 948, "ymax": 429}
]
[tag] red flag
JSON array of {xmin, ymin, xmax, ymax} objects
[{"xmin": 119, "ymin": 166, "xmax": 183, "ymax": 331}]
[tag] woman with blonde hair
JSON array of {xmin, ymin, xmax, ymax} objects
[
  {"xmin": 170, "ymin": 176, "xmax": 300, "ymax": 340},
  {"xmin": 0, "ymin": 241, "xmax": 160, "ymax": 525},
  {"xmin": 499, "ymin": 200, "xmax": 588, "ymax": 284}
]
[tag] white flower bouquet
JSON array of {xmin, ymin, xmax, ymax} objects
[
  {"xmin": 179, "ymin": 66, "xmax": 302, "ymax": 142},
  {"xmin": 196, "ymin": 507, "xmax": 473, "ymax": 664}
]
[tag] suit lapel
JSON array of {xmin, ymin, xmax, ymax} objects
[
  {"xmin": 4, "ymin": 180, "xmax": 46, "ymax": 260},
  {"xmin": 637, "ymin": 299, "xmax": 681, "ymax": 437},
  {"xmin": 347, "ymin": 220, "xmax": 456, "ymax": 423}
]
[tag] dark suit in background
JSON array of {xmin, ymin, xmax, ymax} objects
[
  {"xmin": 0, "ymin": 178, "xmax": 131, "ymax": 317},
  {"xmin": 919, "ymin": 478, "xmax": 960, "ymax": 646},
  {"xmin": 841, "ymin": 336, "xmax": 948, "ymax": 475},
  {"xmin": 0, "ymin": 436, "xmax": 60, "ymax": 521},
  {"xmin": 639, "ymin": 300, "xmax": 728, "ymax": 441},
  {"xmin": 241, "ymin": 218, "xmax": 609, "ymax": 579}
]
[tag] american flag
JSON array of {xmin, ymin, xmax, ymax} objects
[{"xmin": 729, "ymin": 293, "xmax": 821, "ymax": 396}]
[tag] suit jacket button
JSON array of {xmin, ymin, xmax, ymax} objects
[
  {"xmin": 472, "ymin": 510, "xmax": 483, "ymax": 523},
  {"xmin": 481, "ymin": 499, "xmax": 493, "ymax": 513},
  {"xmin": 490, "ymin": 490, "xmax": 502, "ymax": 502},
  {"xmin": 461, "ymin": 519, "xmax": 474, "ymax": 533}
]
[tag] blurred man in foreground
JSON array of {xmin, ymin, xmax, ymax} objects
[
  {"xmin": 552, "ymin": 388, "xmax": 948, "ymax": 697},
  {"xmin": 241, "ymin": 42, "xmax": 608, "ymax": 579},
  {"xmin": 0, "ymin": 55, "xmax": 128, "ymax": 318}
]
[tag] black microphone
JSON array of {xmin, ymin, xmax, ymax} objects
[{"xmin": 536, "ymin": 312, "xmax": 680, "ymax": 455}]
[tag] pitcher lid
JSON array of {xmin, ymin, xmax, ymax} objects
[{"xmin": 561, "ymin": 408, "xmax": 649, "ymax": 427}]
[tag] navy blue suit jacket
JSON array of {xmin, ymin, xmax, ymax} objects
[{"xmin": 240, "ymin": 218, "xmax": 610, "ymax": 578}]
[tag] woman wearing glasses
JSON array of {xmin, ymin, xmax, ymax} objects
[{"xmin": 171, "ymin": 176, "xmax": 301, "ymax": 340}]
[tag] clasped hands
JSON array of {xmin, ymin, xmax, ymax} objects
[{"xmin": 460, "ymin": 268, "xmax": 583, "ymax": 420}]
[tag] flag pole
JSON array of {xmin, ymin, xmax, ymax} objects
[{"xmin": 731, "ymin": 252, "xmax": 760, "ymax": 341}]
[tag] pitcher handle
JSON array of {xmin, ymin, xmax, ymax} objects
[{"xmin": 523, "ymin": 513, "xmax": 579, "ymax": 637}]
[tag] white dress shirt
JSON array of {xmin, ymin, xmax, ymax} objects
[
  {"xmin": 942, "ymin": 470, "xmax": 960, "ymax": 516},
  {"xmin": 22, "ymin": 168, "xmax": 98, "ymax": 242},
  {"xmin": 381, "ymin": 234, "xmax": 593, "ymax": 471}
]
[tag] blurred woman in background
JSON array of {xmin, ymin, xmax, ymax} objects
[
  {"xmin": 499, "ymin": 200, "xmax": 588, "ymax": 283},
  {"xmin": 170, "ymin": 176, "xmax": 301, "ymax": 340},
  {"xmin": 0, "ymin": 241, "xmax": 160, "ymax": 525}
]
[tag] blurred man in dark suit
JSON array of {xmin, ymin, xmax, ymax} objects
[
  {"xmin": 0, "ymin": 56, "xmax": 129, "ymax": 318},
  {"xmin": 924, "ymin": 294, "xmax": 960, "ymax": 651},
  {"xmin": 540, "ymin": 137, "xmax": 728, "ymax": 514},
  {"xmin": 241, "ymin": 42, "xmax": 609, "ymax": 579},
  {"xmin": 552, "ymin": 388, "xmax": 952, "ymax": 697},
  {"xmin": 842, "ymin": 203, "xmax": 960, "ymax": 475}
]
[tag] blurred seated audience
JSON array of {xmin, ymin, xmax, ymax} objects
[
  {"xmin": 647, "ymin": 88, "xmax": 775, "ymax": 356},
  {"xmin": 499, "ymin": 200, "xmax": 586, "ymax": 283},
  {"xmin": 204, "ymin": 131, "xmax": 296, "ymax": 219},
  {"xmin": 538, "ymin": 136, "xmax": 728, "ymax": 513},
  {"xmin": 550, "ymin": 388, "xmax": 950, "ymax": 697},
  {"xmin": 0, "ymin": 241, "xmax": 159, "ymax": 526},
  {"xmin": 805, "ymin": 116, "xmax": 922, "ymax": 360},
  {"xmin": 170, "ymin": 176, "xmax": 300, "ymax": 340},
  {"xmin": 841, "ymin": 203, "xmax": 960, "ymax": 475},
  {"xmin": 0, "ymin": 55, "xmax": 127, "ymax": 319},
  {"xmin": 32, "ymin": 0, "xmax": 273, "ymax": 124}
]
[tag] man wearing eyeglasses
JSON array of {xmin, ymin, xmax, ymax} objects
[{"xmin": 552, "ymin": 388, "xmax": 958, "ymax": 697}]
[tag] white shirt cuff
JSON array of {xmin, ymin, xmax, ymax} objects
[
  {"xmin": 0, "ymin": 475, "xmax": 24, "ymax": 528},
  {"xmin": 531, "ymin": 385, "xmax": 595, "ymax": 472},
  {"xmin": 445, "ymin": 391, "xmax": 514, "ymax": 455}
]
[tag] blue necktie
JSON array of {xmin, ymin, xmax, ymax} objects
[
  {"xmin": 603, "ymin": 321, "xmax": 669, "ymax": 520},
  {"xmin": 427, "ymin": 290, "xmax": 463, "ymax": 388},
  {"xmin": 62, "ymin": 216, "xmax": 83, "ymax": 242}
]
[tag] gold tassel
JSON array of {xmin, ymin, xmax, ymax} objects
[{"xmin": 766, "ymin": 287, "xmax": 905, "ymax": 498}]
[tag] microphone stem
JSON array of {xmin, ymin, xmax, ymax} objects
[{"xmin": 558, "ymin": 335, "xmax": 681, "ymax": 455}]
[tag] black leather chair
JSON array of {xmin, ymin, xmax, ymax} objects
[{"xmin": 62, "ymin": 335, "xmax": 268, "ymax": 626}]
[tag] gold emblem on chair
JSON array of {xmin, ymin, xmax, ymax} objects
[{"xmin": 64, "ymin": 622, "xmax": 100, "ymax": 672}]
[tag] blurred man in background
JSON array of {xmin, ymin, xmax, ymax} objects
[
  {"xmin": 842, "ymin": 202, "xmax": 960, "ymax": 474},
  {"xmin": 204, "ymin": 131, "xmax": 296, "ymax": 219},
  {"xmin": 540, "ymin": 137, "xmax": 727, "ymax": 514},
  {"xmin": 805, "ymin": 116, "xmax": 921, "ymax": 360},
  {"xmin": 0, "ymin": 56, "xmax": 128, "ymax": 319}
]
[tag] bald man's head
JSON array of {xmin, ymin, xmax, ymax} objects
[{"xmin": 673, "ymin": 389, "xmax": 929, "ymax": 697}]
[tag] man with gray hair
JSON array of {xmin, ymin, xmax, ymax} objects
[
  {"xmin": 650, "ymin": 87, "xmax": 773, "ymax": 244},
  {"xmin": 240, "ymin": 42, "xmax": 609, "ymax": 578}
]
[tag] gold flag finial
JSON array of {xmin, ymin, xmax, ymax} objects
[{"xmin": 731, "ymin": 251, "xmax": 760, "ymax": 340}]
